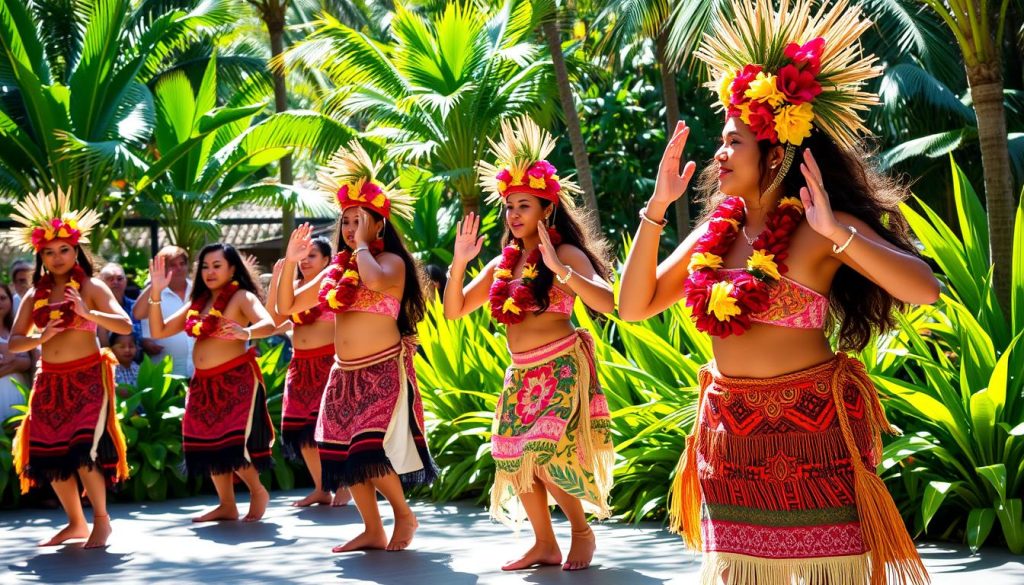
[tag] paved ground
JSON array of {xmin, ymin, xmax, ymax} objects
[{"xmin": 1, "ymin": 490, "xmax": 1022, "ymax": 584}]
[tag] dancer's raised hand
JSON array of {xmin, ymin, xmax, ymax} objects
[
  {"xmin": 652, "ymin": 121, "xmax": 698, "ymax": 205},
  {"xmin": 452, "ymin": 212, "xmax": 484, "ymax": 268},
  {"xmin": 149, "ymin": 255, "xmax": 171, "ymax": 294},
  {"xmin": 286, "ymin": 223, "xmax": 313, "ymax": 263}
]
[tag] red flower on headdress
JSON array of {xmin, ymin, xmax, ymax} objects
[
  {"xmin": 361, "ymin": 181, "xmax": 382, "ymax": 199},
  {"xmin": 730, "ymin": 64, "xmax": 763, "ymax": 104},
  {"xmin": 777, "ymin": 64, "xmax": 822, "ymax": 104},
  {"xmin": 783, "ymin": 37, "xmax": 825, "ymax": 76},
  {"xmin": 744, "ymin": 100, "xmax": 778, "ymax": 143},
  {"xmin": 336, "ymin": 184, "xmax": 350, "ymax": 206}
]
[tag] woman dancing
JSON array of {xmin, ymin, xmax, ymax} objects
[
  {"xmin": 8, "ymin": 191, "xmax": 132, "ymax": 548},
  {"xmin": 443, "ymin": 117, "xmax": 615, "ymax": 571},
  {"xmin": 278, "ymin": 142, "xmax": 436, "ymax": 552},
  {"xmin": 619, "ymin": 2, "xmax": 938, "ymax": 584},
  {"xmin": 147, "ymin": 243, "xmax": 277, "ymax": 522}
]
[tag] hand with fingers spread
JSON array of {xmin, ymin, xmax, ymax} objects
[
  {"xmin": 354, "ymin": 209, "xmax": 376, "ymax": 247},
  {"xmin": 63, "ymin": 286, "xmax": 90, "ymax": 319},
  {"xmin": 149, "ymin": 255, "xmax": 171, "ymax": 296},
  {"xmin": 798, "ymin": 149, "xmax": 845, "ymax": 241},
  {"xmin": 286, "ymin": 223, "xmax": 314, "ymax": 263},
  {"xmin": 39, "ymin": 320, "xmax": 66, "ymax": 343},
  {"xmin": 452, "ymin": 212, "xmax": 485, "ymax": 269},
  {"xmin": 536, "ymin": 221, "xmax": 568, "ymax": 278},
  {"xmin": 652, "ymin": 121, "xmax": 699, "ymax": 206}
]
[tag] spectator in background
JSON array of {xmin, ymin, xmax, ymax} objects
[
  {"xmin": 0, "ymin": 282, "xmax": 32, "ymax": 423},
  {"xmin": 424, "ymin": 263, "xmax": 447, "ymax": 298},
  {"xmin": 9, "ymin": 260, "xmax": 32, "ymax": 315},
  {"xmin": 98, "ymin": 263, "xmax": 143, "ymax": 350},
  {"xmin": 133, "ymin": 246, "xmax": 194, "ymax": 377},
  {"xmin": 109, "ymin": 332, "xmax": 140, "ymax": 389}
]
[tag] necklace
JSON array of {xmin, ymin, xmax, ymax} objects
[
  {"xmin": 319, "ymin": 240, "xmax": 385, "ymax": 313},
  {"xmin": 31, "ymin": 265, "xmax": 87, "ymax": 329},
  {"xmin": 185, "ymin": 281, "xmax": 241, "ymax": 339},
  {"xmin": 489, "ymin": 228, "xmax": 561, "ymax": 325}
]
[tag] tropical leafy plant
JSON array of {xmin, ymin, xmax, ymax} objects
[{"xmin": 866, "ymin": 159, "xmax": 1024, "ymax": 553}]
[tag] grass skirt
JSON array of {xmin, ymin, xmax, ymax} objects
[
  {"xmin": 13, "ymin": 349, "xmax": 129, "ymax": 493},
  {"xmin": 668, "ymin": 354, "xmax": 929, "ymax": 585},
  {"xmin": 491, "ymin": 329, "xmax": 614, "ymax": 526}
]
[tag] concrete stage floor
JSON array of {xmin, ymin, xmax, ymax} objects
[{"xmin": 2, "ymin": 490, "xmax": 1022, "ymax": 584}]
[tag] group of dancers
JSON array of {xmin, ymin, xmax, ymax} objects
[{"xmin": 6, "ymin": 1, "xmax": 939, "ymax": 582}]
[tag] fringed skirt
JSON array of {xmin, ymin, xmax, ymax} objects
[
  {"xmin": 316, "ymin": 337, "xmax": 437, "ymax": 489},
  {"xmin": 13, "ymin": 350, "xmax": 130, "ymax": 493},
  {"xmin": 491, "ymin": 329, "xmax": 614, "ymax": 526},
  {"xmin": 281, "ymin": 343, "xmax": 334, "ymax": 459},
  {"xmin": 182, "ymin": 349, "xmax": 274, "ymax": 475},
  {"xmin": 669, "ymin": 354, "xmax": 929, "ymax": 585}
]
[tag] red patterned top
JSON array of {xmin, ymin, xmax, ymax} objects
[{"xmin": 718, "ymin": 269, "xmax": 827, "ymax": 329}]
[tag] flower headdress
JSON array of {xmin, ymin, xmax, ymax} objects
[
  {"xmin": 7, "ymin": 190, "xmax": 101, "ymax": 253},
  {"xmin": 478, "ymin": 117, "xmax": 580, "ymax": 208},
  {"xmin": 317, "ymin": 141, "xmax": 415, "ymax": 221},
  {"xmin": 697, "ymin": 0, "xmax": 881, "ymax": 191}
]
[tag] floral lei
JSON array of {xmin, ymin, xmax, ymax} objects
[
  {"xmin": 683, "ymin": 196, "xmax": 805, "ymax": 337},
  {"xmin": 488, "ymin": 228, "xmax": 561, "ymax": 325},
  {"xmin": 185, "ymin": 280, "xmax": 241, "ymax": 339},
  {"xmin": 290, "ymin": 304, "xmax": 323, "ymax": 325},
  {"xmin": 31, "ymin": 264, "xmax": 87, "ymax": 329},
  {"xmin": 318, "ymin": 240, "xmax": 385, "ymax": 313}
]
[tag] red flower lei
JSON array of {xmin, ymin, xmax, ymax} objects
[
  {"xmin": 318, "ymin": 240, "xmax": 385, "ymax": 313},
  {"xmin": 683, "ymin": 196, "xmax": 805, "ymax": 338},
  {"xmin": 290, "ymin": 304, "xmax": 323, "ymax": 325},
  {"xmin": 184, "ymin": 280, "xmax": 241, "ymax": 339},
  {"xmin": 31, "ymin": 264, "xmax": 87, "ymax": 329},
  {"xmin": 488, "ymin": 228, "xmax": 561, "ymax": 325}
]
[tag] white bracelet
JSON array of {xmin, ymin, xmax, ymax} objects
[
  {"xmin": 556, "ymin": 267, "xmax": 574, "ymax": 285},
  {"xmin": 639, "ymin": 207, "xmax": 668, "ymax": 229},
  {"xmin": 245, "ymin": 328, "xmax": 252, "ymax": 341},
  {"xmin": 832, "ymin": 226, "xmax": 858, "ymax": 254},
  {"xmin": 353, "ymin": 246, "xmax": 369, "ymax": 255}
]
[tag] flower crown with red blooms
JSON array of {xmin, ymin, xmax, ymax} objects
[
  {"xmin": 697, "ymin": 0, "xmax": 881, "ymax": 151},
  {"xmin": 478, "ymin": 117, "xmax": 581, "ymax": 208},
  {"xmin": 317, "ymin": 140, "xmax": 415, "ymax": 221},
  {"xmin": 6, "ymin": 190, "xmax": 101, "ymax": 253}
]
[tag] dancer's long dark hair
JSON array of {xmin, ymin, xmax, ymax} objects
[
  {"xmin": 334, "ymin": 210, "xmax": 426, "ymax": 336},
  {"xmin": 500, "ymin": 198, "xmax": 612, "ymax": 313},
  {"xmin": 695, "ymin": 130, "xmax": 919, "ymax": 351},
  {"xmin": 33, "ymin": 245, "xmax": 95, "ymax": 285},
  {"xmin": 191, "ymin": 243, "xmax": 262, "ymax": 303}
]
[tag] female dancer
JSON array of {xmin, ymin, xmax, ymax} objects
[
  {"xmin": 278, "ymin": 142, "xmax": 436, "ymax": 552},
  {"xmin": 266, "ymin": 239, "xmax": 351, "ymax": 507},
  {"xmin": 619, "ymin": 2, "xmax": 938, "ymax": 584},
  {"xmin": 444, "ymin": 117, "xmax": 615, "ymax": 571},
  {"xmin": 0, "ymin": 282, "xmax": 34, "ymax": 423},
  {"xmin": 8, "ymin": 191, "xmax": 132, "ymax": 548},
  {"xmin": 147, "ymin": 242, "xmax": 277, "ymax": 522}
]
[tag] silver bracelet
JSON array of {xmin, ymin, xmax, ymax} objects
[
  {"xmin": 639, "ymin": 207, "xmax": 668, "ymax": 229},
  {"xmin": 832, "ymin": 226, "xmax": 858, "ymax": 254},
  {"xmin": 556, "ymin": 267, "xmax": 574, "ymax": 285},
  {"xmin": 353, "ymin": 246, "xmax": 369, "ymax": 255}
]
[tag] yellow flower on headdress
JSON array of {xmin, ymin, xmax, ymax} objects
[
  {"xmin": 747, "ymin": 249, "xmax": 781, "ymax": 280},
  {"xmin": 745, "ymin": 73, "xmax": 785, "ymax": 107},
  {"xmin": 718, "ymin": 71, "xmax": 737, "ymax": 110},
  {"xmin": 774, "ymin": 103, "xmax": 815, "ymax": 145},
  {"xmin": 502, "ymin": 297, "xmax": 522, "ymax": 315},
  {"xmin": 521, "ymin": 264, "xmax": 539, "ymax": 280},
  {"xmin": 706, "ymin": 281, "xmax": 741, "ymax": 321},
  {"xmin": 688, "ymin": 252, "xmax": 724, "ymax": 273},
  {"xmin": 370, "ymin": 194, "xmax": 387, "ymax": 208}
]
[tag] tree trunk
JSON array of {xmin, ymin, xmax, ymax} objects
[
  {"xmin": 542, "ymin": 19, "xmax": 600, "ymax": 227},
  {"xmin": 968, "ymin": 71, "xmax": 1015, "ymax": 311},
  {"xmin": 657, "ymin": 30, "xmax": 689, "ymax": 240},
  {"xmin": 264, "ymin": 1, "xmax": 294, "ymax": 255}
]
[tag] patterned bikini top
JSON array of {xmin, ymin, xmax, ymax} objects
[
  {"xmin": 719, "ymin": 268, "xmax": 828, "ymax": 329},
  {"xmin": 47, "ymin": 302, "xmax": 98, "ymax": 332},
  {"xmin": 512, "ymin": 279, "xmax": 576, "ymax": 316},
  {"xmin": 347, "ymin": 283, "xmax": 400, "ymax": 319}
]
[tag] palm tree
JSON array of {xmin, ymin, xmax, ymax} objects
[
  {"xmin": 0, "ymin": 0, "xmax": 237, "ymax": 241},
  {"xmin": 284, "ymin": 0, "xmax": 554, "ymax": 215},
  {"xmin": 135, "ymin": 54, "xmax": 353, "ymax": 252},
  {"xmin": 919, "ymin": 0, "xmax": 1019, "ymax": 310}
]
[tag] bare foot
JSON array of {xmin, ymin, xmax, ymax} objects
[
  {"xmin": 562, "ymin": 527, "xmax": 596, "ymax": 571},
  {"xmin": 38, "ymin": 522, "xmax": 89, "ymax": 546},
  {"xmin": 331, "ymin": 487, "xmax": 352, "ymax": 507},
  {"xmin": 84, "ymin": 515, "xmax": 111, "ymax": 549},
  {"xmin": 243, "ymin": 486, "xmax": 270, "ymax": 522},
  {"xmin": 291, "ymin": 489, "xmax": 332, "ymax": 507},
  {"xmin": 386, "ymin": 512, "xmax": 418, "ymax": 551},
  {"xmin": 192, "ymin": 504, "xmax": 239, "ymax": 522},
  {"xmin": 331, "ymin": 530, "xmax": 388, "ymax": 552},
  {"xmin": 501, "ymin": 539, "xmax": 562, "ymax": 571}
]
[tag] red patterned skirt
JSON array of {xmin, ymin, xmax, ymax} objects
[
  {"xmin": 669, "ymin": 354, "xmax": 928, "ymax": 585},
  {"xmin": 183, "ymin": 349, "xmax": 274, "ymax": 475},
  {"xmin": 316, "ymin": 337, "xmax": 437, "ymax": 489},
  {"xmin": 13, "ymin": 350, "xmax": 129, "ymax": 493},
  {"xmin": 281, "ymin": 343, "xmax": 334, "ymax": 458}
]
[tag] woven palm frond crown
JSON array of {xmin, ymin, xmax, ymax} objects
[
  {"xmin": 478, "ymin": 116, "xmax": 580, "ymax": 208},
  {"xmin": 317, "ymin": 140, "xmax": 415, "ymax": 221},
  {"xmin": 696, "ymin": 0, "xmax": 881, "ymax": 149},
  {"xmin": 7, "ymin": 189, "xmax": 102, "ymax": 253}
]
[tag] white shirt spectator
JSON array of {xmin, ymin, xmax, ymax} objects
[{"xmin": 140, "ymin": 279, "xmax": 195, "ymax": 377}]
